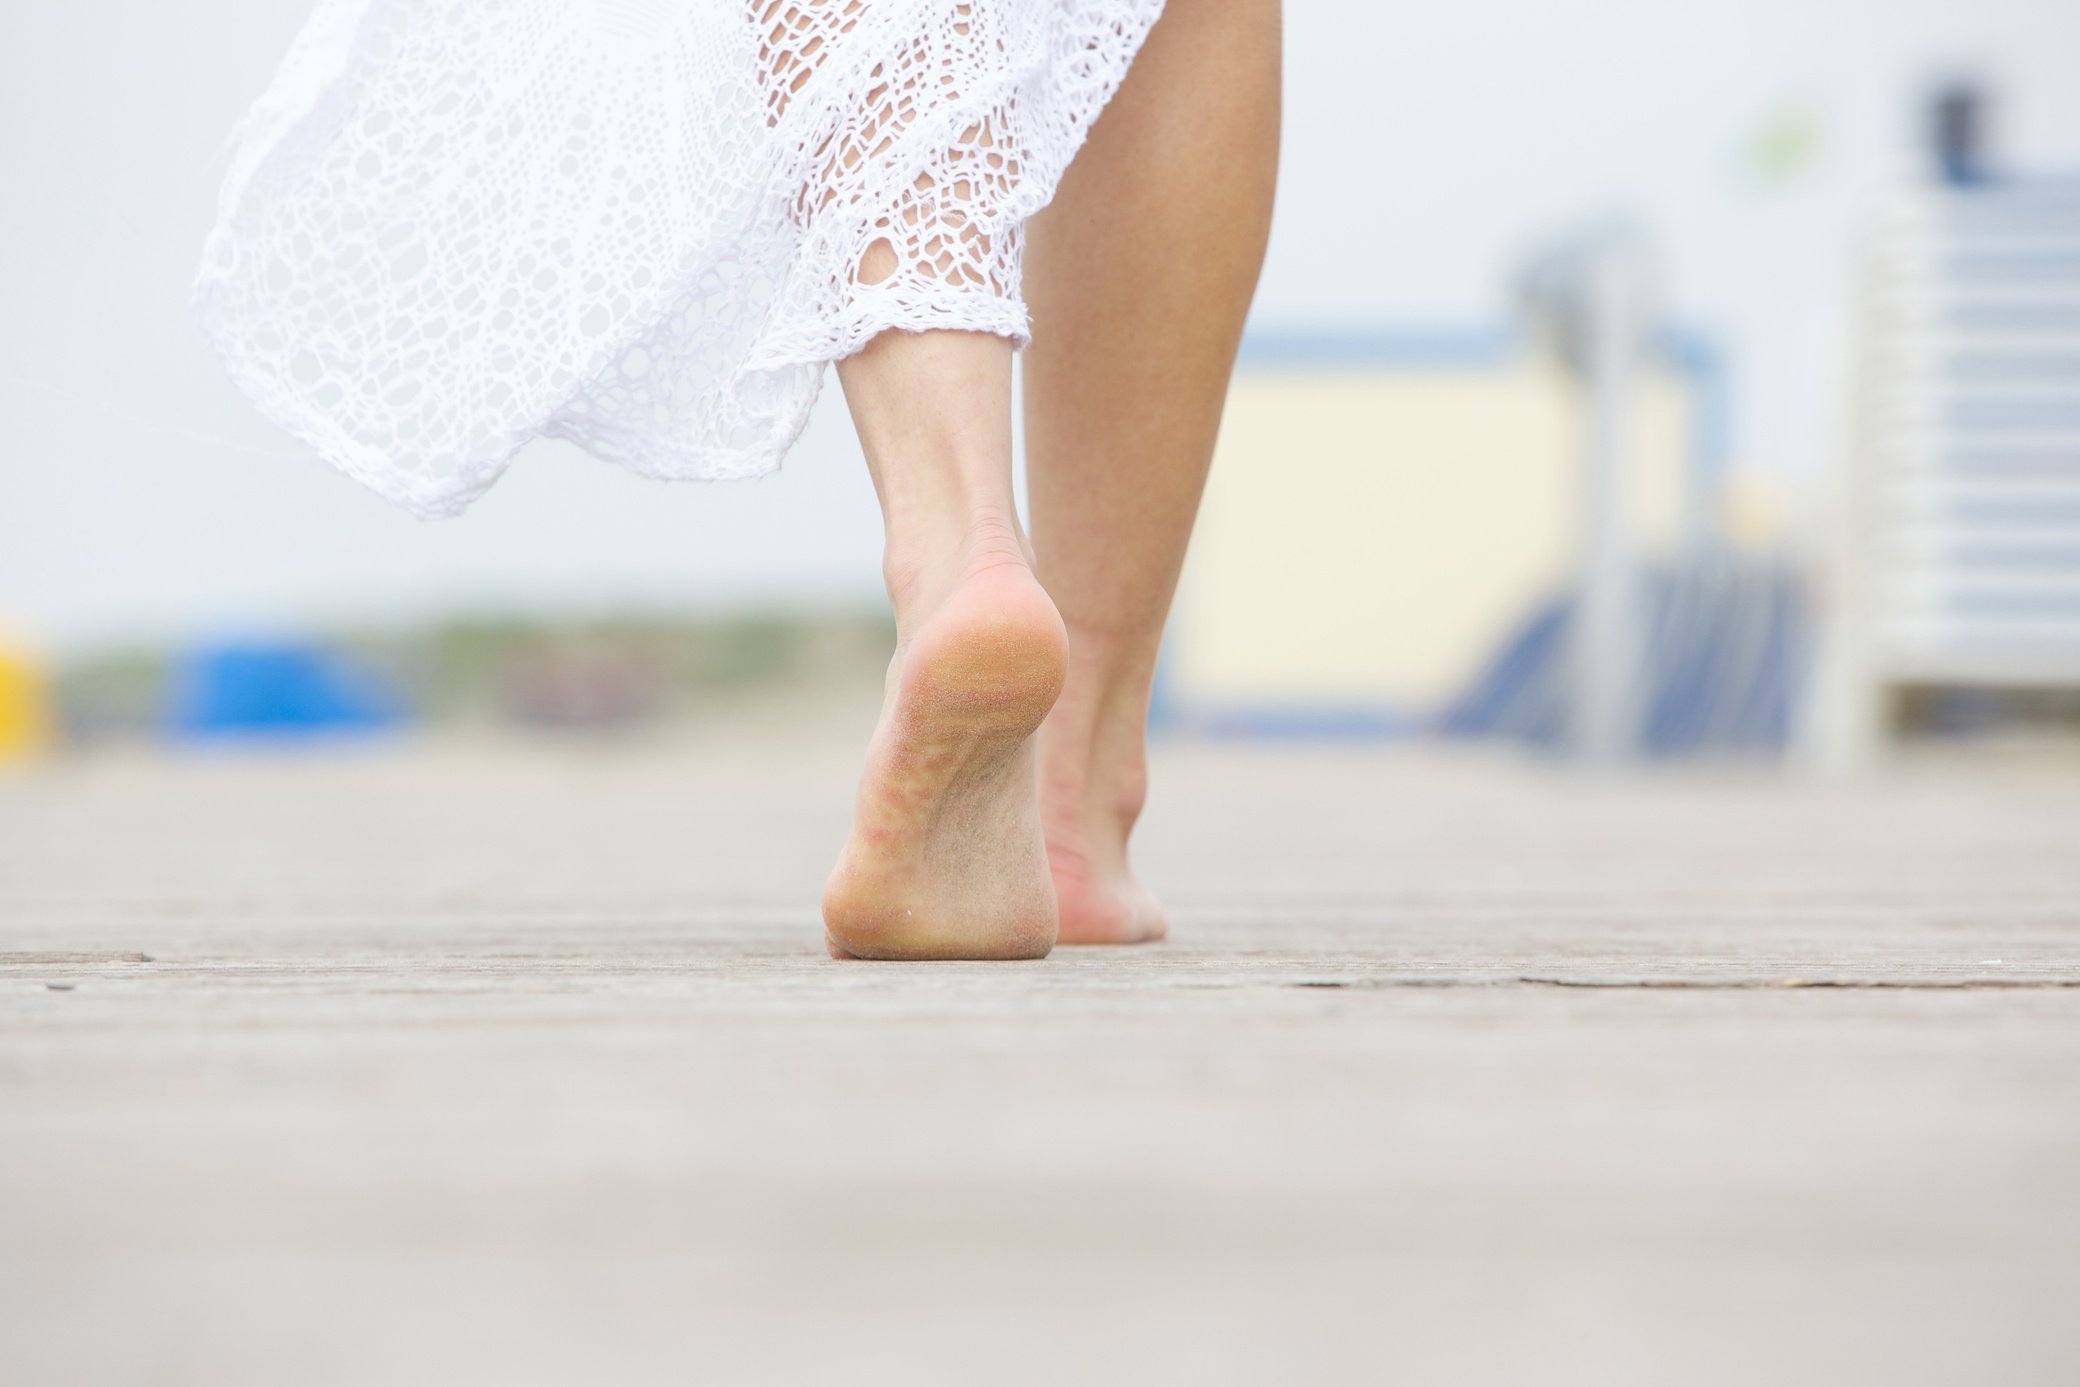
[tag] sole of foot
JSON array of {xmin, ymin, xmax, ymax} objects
[{"xmin": 822, "ymin": 565, "xmax": 1068, "ymax": 961}]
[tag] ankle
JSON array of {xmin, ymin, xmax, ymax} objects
[
  {"xmin": 1042, "ymin": 638, "xmax": 1156, "ymax": 784},
  {"xmin": 882, "ymin": 504, "xmax": 1034, "ymax": 626},
  {"xmin": 1039, "ymin": 728, "xmax": 1147, "ymax": 839}
]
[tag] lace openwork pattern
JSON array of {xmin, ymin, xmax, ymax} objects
[{"xmin": 195, "ymin": 0, "xmax": 1164, "ymax": 518}]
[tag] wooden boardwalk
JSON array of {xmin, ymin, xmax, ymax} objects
[{"xmin": 4, "ymin": 736, "xmax": 2078, "ymax": 1385}]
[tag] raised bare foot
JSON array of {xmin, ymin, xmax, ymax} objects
[{"xmin": 822, "ymin": 559, "xmax": 1068, "ymax": 960}]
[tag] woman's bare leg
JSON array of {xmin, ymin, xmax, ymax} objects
[
  {"xmin": 823, "ymin": 329, "xmax": 1067, "ymax": 960},
  {"xmin": 1023, "ymin": 0, "xmax": 1281, "ymax": 942}
]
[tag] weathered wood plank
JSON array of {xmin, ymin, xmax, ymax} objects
[{"xmin": 2, "ymin": 742, "xmax": 2078, "ymax": 1386}]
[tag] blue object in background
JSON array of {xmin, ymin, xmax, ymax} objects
[
  {"xmin": 166, "ymin": 640, "xmax": 404, "ymax": 739},
  {"xmin": 1440, "ymin": 559, "xmax": 1806, "ymax": 757}
]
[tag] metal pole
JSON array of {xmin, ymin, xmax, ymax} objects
[{"xmin": 1574, "ymin": 238, "xmax": 1643, "ymax": 763}]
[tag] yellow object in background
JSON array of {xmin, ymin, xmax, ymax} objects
[
  {"xmin": 1173, "ymin": 356, "xmax": 1695, "ymax": 716},
  {"xmin": 0, "ymin": 642, "xmax": 54, "ymax": 760}
]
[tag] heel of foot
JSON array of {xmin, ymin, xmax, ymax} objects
[
  {"xmin": 901, "ymin": 576, "xmax": 1068, "ymax": 737},
  {"xmin": 822, "ymin": 874, "xmax": 1056, "ymax": 961},
  {"xmin": 1049, "ymin": 857, "xmax": 1169, "ymax": 946}
]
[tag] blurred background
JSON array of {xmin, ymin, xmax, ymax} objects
[
  {"xmin": 3, "ymin": 0, "xmax": 2079, "ymax": 765},
  {"xmin": 7, "ymin": 9, "xmax": 2080, "ymax": 1385}
]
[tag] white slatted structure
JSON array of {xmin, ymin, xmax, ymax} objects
[{"xmin": 1828, "ymin": 179, "xmax": 2080, "ymax": 759}]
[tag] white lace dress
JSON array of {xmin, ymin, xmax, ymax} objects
[{"xmin": 195, "ymin": 0, "xmax": 1164, "ymax": 518}]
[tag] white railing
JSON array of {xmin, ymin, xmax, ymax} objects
[{"xmin": 1822, "ymin": 180, "xmax": 2080, "ymax": 761}]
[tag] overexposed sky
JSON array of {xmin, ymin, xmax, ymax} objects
[{"xmin": 4, "ymin": 0, "xmax": 2078, "ymax": 650}]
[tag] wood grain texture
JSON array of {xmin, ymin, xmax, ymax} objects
[{"xmin": 3, "ymin": 739, "xmax": 2078, "ymax": 1386}]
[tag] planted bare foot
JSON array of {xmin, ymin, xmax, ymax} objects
[
  {"xmin": 1038, "ymin": 659, "xmax": 1169, "ymax": 945},
  {"xmin": 1044, "ymin": 819, "xmax": 1169, "ymax": 944},
  {"xmin": 822, "ymin": 558, "xmax": 1068, "ymax": 960}
]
